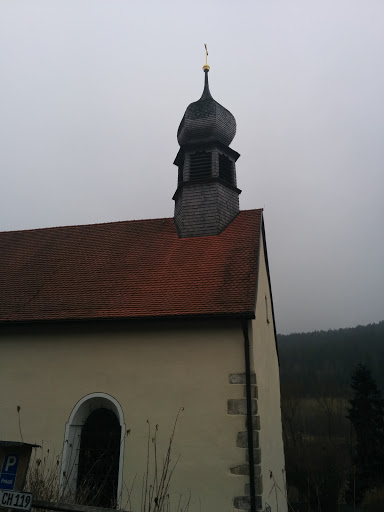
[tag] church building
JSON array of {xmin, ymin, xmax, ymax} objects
[{"xmin": 0, "ymin": 58, "xmax": 287, "ymax": 512}]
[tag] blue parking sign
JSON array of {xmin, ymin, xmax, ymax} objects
[{"xmin": 0, "ymin": 455, "xmax": 19, "ymax": 490}]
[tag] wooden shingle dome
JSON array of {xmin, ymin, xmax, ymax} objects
[{"xmin": 177, "ymin": 69, "xmax": 236, "ymax": 148}]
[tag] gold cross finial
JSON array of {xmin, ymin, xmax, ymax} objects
[{"xmin": 203, "ymin": 43, "xmax": 210, "ymax": 71}]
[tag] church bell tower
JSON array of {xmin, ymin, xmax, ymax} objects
[{"xmin": 173, "ymin": 49, "xmax": 241, "ymax": 238}]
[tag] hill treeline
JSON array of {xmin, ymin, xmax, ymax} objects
[
  {"xmin": 277, "ymin": 321, "xmax": 384, "ymax": 510},
  {"xmin": 277, "ymin": 321, "xmax": 384, "ymax": 397}
]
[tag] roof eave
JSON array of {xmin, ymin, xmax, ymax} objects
[{"xmin": 0, "ymin": 311, "xmax": 256, "ymax": 327}]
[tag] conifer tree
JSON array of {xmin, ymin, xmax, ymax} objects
[{"xmin": 345, "ymin": 363, "xmax": 384, "ymax": 504}]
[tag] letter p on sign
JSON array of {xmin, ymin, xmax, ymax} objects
[{"xmin": 5, "ymin": 456, "xmax": 17, "ymax": 473}]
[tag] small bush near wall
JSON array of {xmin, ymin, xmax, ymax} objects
[{"xmin": 25, "ymin": 410, "xmax": 189, "ymax": 512}]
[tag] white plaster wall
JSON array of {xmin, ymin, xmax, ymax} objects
[
  {"xmin": 0, "ymin": 319, "xmax": 247, "ymax": 512},
  {"xmin": 251, "ymin": 233, "xmax": 288, "ymax": 512}
]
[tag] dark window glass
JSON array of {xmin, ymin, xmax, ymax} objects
[
  {"xmin": 77, "ymin": 408, "xmax": 121, "ymax": 508},
  {"xmin": 219, "ymin": 154, "xmax": 234, "ymax": 185},
  {"xmin": 189, "ymin": 152, "xmax": 211, "ymax": 180}
]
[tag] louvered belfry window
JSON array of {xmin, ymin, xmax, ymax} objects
[
  {"xmin": 178, "ymin": 164, "xmax": 184, "ymax": 184},
  {"xmin": 189, "ymin": 151, "xmax": 211, "ymax": 181},
  {"xmin": 219, "ymin": 154, "xmax": 235, "ymax": 185}
]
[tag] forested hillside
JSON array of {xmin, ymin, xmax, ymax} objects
[
  {"xmin": 277, "ymin": 321, "xmax": 384, "ymax": 397},
  {"xmin": 276, "ymin": 320, "xmax": 384, "ymax": 511}
]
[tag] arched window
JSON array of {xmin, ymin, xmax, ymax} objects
[{"xmin": 60, "ymin": 393, "xmax": 125, "ymax": 508}]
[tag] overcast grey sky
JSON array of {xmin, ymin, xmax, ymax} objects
[{"xmin": 1, "ymin": 0, "xmax": 383, "ymax": 334}]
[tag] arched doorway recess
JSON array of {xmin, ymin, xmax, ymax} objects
[{"xmin": 60, "ymin": 393, "xmax": 125, "ymax": 508}]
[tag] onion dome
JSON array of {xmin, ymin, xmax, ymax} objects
[{"xmin": 177, "ymin": 69, "xmax": 236, "ymax": 147}]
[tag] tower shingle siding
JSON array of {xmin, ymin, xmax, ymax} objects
[{"xmin": 174, "ymin": 181, "xmax": 240, "ymax": 238}]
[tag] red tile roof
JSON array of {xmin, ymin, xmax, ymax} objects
[{"xmin": 0, "ymin": 210, "xmax": 262, "ymax": 323}]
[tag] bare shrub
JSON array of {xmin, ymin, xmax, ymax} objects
[
  {"xmin": 124, "ymin": 408, "xmax": 190, "ymax": 512},
  {"xmin": 25, "ymin": 409, "xmax": 189, "ymax": 512},
  {"xmin": 25, "ymin": 444, "xmax": 60, "ymax": 502}
]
